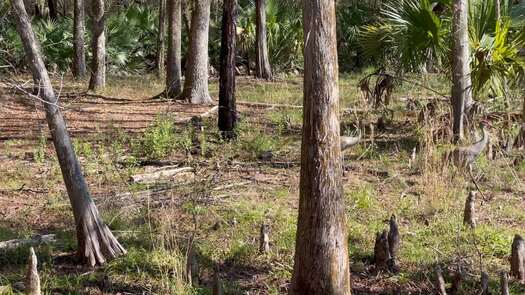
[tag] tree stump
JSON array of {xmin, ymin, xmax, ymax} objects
[
  {"xmin": 25, "ymin": 247, "xmax": 41, "ymax": 295},
  {"xmin": 388, "ymin": 215, "xmax": 400, "ymax": 272},
  {"xmin": 510, "ymin": 234, "xmax": 525, "ymax": 283},
  {"xmin": 463, "ymin": 191, "xmax": 476, "ymax": 228},
  {"xmin": 374, "ymin": 230, "xmax": 390, "ymax": 271}
]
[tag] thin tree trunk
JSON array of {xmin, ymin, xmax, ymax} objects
[
  {"xmin": 166, "ymin": 0, "xmax": 182, "ymax": 97},
  {"xmin": 178, "ymin": 0, "xmax": 213, "ymax": 104},
  {"xmin": 514, "ymin": 96, "xmax": 525, "ymax": 149},
  {"xmin": 255, "ymin": 0, "xmax": 272, "ymax": 80},
  {"xmin": 289, "ymin": 0, "xmax": 350, "ymax": 293},
  {"xmin": 88, "ymin": 0, "xmax": 106, "ymax": 91},
  {"xmin": 11, "ymin": 0, "xmax": 126, "ymax": 267},
  {"xmin": 451, "ymin": 0, "xmax": 472, "ymax": 143},
  {"xmin": 218, "ymin": 0, "xmax": 237, "ymax": 138},
  {"xmin": 73, "ymin": 0, "xmax": 86, "ymax": 78},
  {"xmin": 495, "ymin": 0, "xmax": 501, "ymax": 20},
  {"xmin": 156, "ymin": 0, "xmax": 166, "ymax": 76}
]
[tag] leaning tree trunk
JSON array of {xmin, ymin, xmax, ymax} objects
[
  {"xmin": 88, "ymin": 0, "xmax": 106, "ymax": 91},
  {"xmin": 165, "ymin": 0, "xmax": 182, "ymax": 97},
  {"xmin": 156, "ymin": 0, "xmax": 166, "ymax": 76},
  {"xmin": 218, "ymin": 0, "xmax": 237, "ymax": 138},
  {"xmin": 178, "ymin": 0, "xmax": 213, "ymax": 104},
  {"xmin": 255, "ymin": 0, "xmax": 272, "ymax": 80},
  {"xmin": 11, "ymin": 0, "xmax": 126, "ymax": 267},
  {"xmin": 289, "ymin": 0, "xmax": 351, "ymax": 293},
  {"xmin": 73, "ymin": 0, "xmax": 86, "ymax": 78},
  {"xmin": 451, "ymin": 0, "xmax": 472, "ymax": 143}
]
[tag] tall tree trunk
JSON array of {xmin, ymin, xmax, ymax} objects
[
  {"xmin": 451, "ymin": 0, "xmax": 472, "ymax": 143},
  {"xmin": 156, "ymin": 0, "xmax": 166, "ymax": 76},
  {"xmin": 47, "ymin": 0, "xmax": 57, "ymax": 19},
  {"xmin": 73, "ymin": 0, "xmax": 86, "ymax": 78},
  {"xmin": 166, "ymin": 0, "xmax": 182, "ymax": 97},
  {"xmin": 88, "ymin": 0, "xmax": 106, "ymax": 91},
  {"xmin": 255, "ymin": 0, "xmax": 272, "ymax": 80},
  {"xmin": 289, "ymin": 0, "xmax": 351, "ymax": 293},
  {"xmin": 11, "ymin": 0, "xmax": 126, "ymax": 267},
  {"xmin": 218, "ymin": 0, "xmax": 237, "ymax": 138},
  {"xmin": 179, "ymin": 0, "xmax": 213, "ymax": 104}
]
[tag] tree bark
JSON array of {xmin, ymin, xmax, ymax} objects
[
  {"xmin": 218, "ymin": 0, "xmax": 237, "ymax": 138},
  {"xmin": 73, "ymin": 0, "xmax": 86, "ymax": 78},
  {"xmin": 88, "ymin": 0, "xmax": 106, "ymax": 91},
  {"xmin": 451, "ymin": 0, "xmax": 472, "ymax": 143},
  {"xmin": 156, "ymin": 0, "xmax": 166, "ymax": 76},
  {"xmin": 47, "ymin": 0, "xmax": 57, "ymax": 19},
  {"xmin": 179, "ymin": 0, "xmax": 213, "ymax": 104},
  {"xmin": 255, "ymin": 0, "xmax": 272, "ymax": 80},
  {"xmin": 514, "ymin": 96, "xmax": 525, "ymax": 149},
  {"xmin": 166, "ymin": 0, "xmax": 182, "ymax": 97},
  {"xmin": 289, "ymin": 0, "xmax": 351, "ymax": 293},
  {"xmin": 11, "ymin": 0, "xmax": 126, "ymax": 267}
]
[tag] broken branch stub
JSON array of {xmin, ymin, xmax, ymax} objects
[
  {"xmin": 500, "ymin": 271, "xmax": 509, "ymax": 295},
  {"xmin": 435, "ymin": 266, "xmax": 447, "ymax": 295},
  {"xmin": 25, "ymin": 247, "xmax": 41, "ymax": 295},
  {"xmin": 259, "ymin": 223, "xmax": 270, "ymax": 254}
]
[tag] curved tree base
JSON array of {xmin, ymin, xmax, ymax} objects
[
  {"xmin": 178, "ymin": 89, "xmax": 213, "ymax": 104},
  {"xmin": 514, "ymin": 124, "xmax": 525, "ymax": 150},
  {"xmin": 77, "ymin": 203, "xmax": 126, "ymax": 267}
]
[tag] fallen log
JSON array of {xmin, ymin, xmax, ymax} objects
[
  {"xmin": 130, "ymin": 167, "xmax": 194, "ymax": 184},
  {"xmin": 0, "ymin": 235, "xmax": 55, "ymax": 250},
  {"xmin": 174, "ymin": 106, "xmax": 219, "ymax": 124}
]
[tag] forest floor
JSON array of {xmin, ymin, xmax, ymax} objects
[{"xmin": 0, "ymin": 73, "xmax": 524, "ymax": 294}]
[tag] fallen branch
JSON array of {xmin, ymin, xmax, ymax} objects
[
  {"xmin": 0, "ymin": 234, "xmax": 56, "ymax": 250},
  {"xmin": 130, "ymin": 167, "xmax": 194, "ymax": 184}
]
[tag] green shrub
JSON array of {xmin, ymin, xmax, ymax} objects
[{"xmin": 135, "ymin": 117, "xmax": 176, "ymax": 160}]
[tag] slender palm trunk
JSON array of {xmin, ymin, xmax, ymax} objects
[
  {"xmin": 179, "ymin": 0, "xmax": 213, "ymax": 104},
  {"xmin": 166, "ymin": 0, "xmax": 182, "ymax": 97},
  {"xmin": 255, "ymin": 0, "xmax": 272, "ymax": 80},
  {"xmin": 73, "ymin": 0, "xmax": 86, "ymax": 78},
  {"xmin": 289, "ymin": 0, "xmax": 351, "ymax": 293},
  {"xmin": 47, "ymin": 0, "xmax": 57, "ymax": 19},
  {"xmin": 156, "ymin": 0, "xmax": 166, "ymax": 76},
  {"xmin": 88, "ymin": 0, "xmax": 106, "ymax": 91},
  {"xmin": 11, "ymin": 0, "xmax": 126, "ymax": 267},
  {"xmin": 451, "ymin": 0, "xmax": 472, "ymax": 143},
  {"xmin": 218, "ymin": 0, "xmax": 237, "ymax": 138}
]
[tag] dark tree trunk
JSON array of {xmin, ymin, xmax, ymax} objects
[
  {"xmin": 451, "ymin": 0, "xmax": 472, "ymax": 143},
  {"xmin": 88, "ymin": 0, "xmax": 106, "ymax": 91},
  {"xmin": 179, "ymin": 0, "xmax": 213, "ymax": 104},
  {"xmin": 218, "ymin": 0, "xmax": 237, "ymax": 138},
  {"xmin": 514, "ymin": 96, "xmax": 525, "ymax": 149},
  {"xmin": 289, "ymin": 0, "xmax": 351, "ymax": 293},
  {"xmin": 166, "ymin": 0, "xmax": 182, "ymax": 97},
  {"xmin": 156, "ymin": 0, "xmax": 166, "ymax": 76},
  {"xmin": 47, "ymin": 0, "xmax": 57, "ymax": 19},
  {"xmin": 255, "ymin": 0, "xmax": 272, "ymax": 80},
  {"xmin": 73, "ymin": 0, "xmax": 87, "ymax": 78},
  {"xmin": 11, "ymin": 0, "xmax": 126, "ymax": 267}
]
